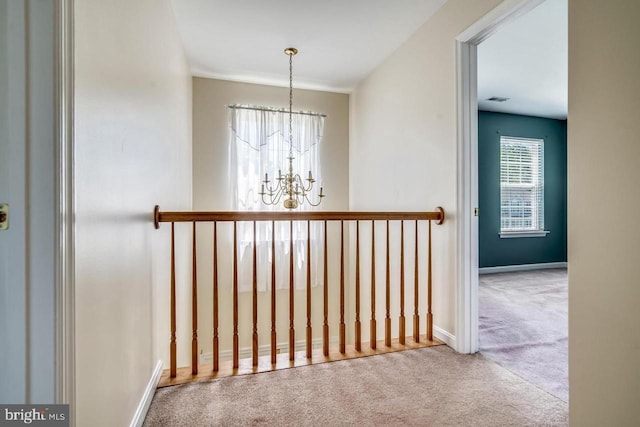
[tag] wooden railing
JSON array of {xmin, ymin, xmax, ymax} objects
[{"xmin": 153, "ymin": 206, "xmax": 445, "ymax": 386}]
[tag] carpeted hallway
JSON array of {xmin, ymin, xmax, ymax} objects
[
  {"xmin": 144, "ymin": 345, "xmax": 567, "ymax": 426},
  {"xmin": 143, "ymin": 269, "xmax": 569, "ymax": 425},
  {"xmin": 479, "ymin": 268, "xmax": 568, "ymax": 402}
]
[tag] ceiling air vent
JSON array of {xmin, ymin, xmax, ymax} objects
[{"xmin": 487, "ymin": 96, "xmax": 510, "ymax": 102}]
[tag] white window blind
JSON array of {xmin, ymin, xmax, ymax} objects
[{"xmin": 500, "ymin": 136, "xmax": 544, "ymax": 233}]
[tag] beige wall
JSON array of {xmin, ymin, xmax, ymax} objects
[
  {"xmin": 191, "ymin": 78, "xmax": 349, "ymax": 356},
  {"xmin": 72, "ymin": 0, "xmax": 640, "ymax": 423},
  {"xmin": 74, "ymin": 0, "xmax": 192, "ymax": 425},
  {"xmin": 350, "ymin": 0, "xmax": 502, "ymax": 336},
  {"xmin": 192, "ymin": 77, "xmax": 349, "ymax": 211},
  {"xmin": 568, "ymin": 0, "xmax": 640, "ymax": 424}
]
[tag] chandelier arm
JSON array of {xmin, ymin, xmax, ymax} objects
[
  {"xmin": 261, "ymin": 192, "xmax": 274, "ymax": 206},
  {"xmin": 271, "ymin": 179, "xmax": 286, "ymax": 192},
  {"xmin": 304, "ymin": 192, "xmax": 323, "ymax": 207},
  {"xmin": 263, "ymin": 178, "xmax": 289, "ymax": 204},
  {"xmin": 271, "ymin": 184, "xmax": 285, "ymax": 201}
]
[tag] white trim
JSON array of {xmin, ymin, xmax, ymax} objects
[
  {"xmin": 54, "ymin": 0, "xmax": 75, "ymax": 419},
  {"xmin": 191, "ymin": 69, "xmax": 352, "ymax": 95},
  {"xmin": 129, "ymin": 360, "xmax": 163, "ymax": 427},
  {"xmin": 433, "ymin": 326, "xmax": 457, "ymax": 349},
  {"xmin": 499, "ymin": 230, "xmax": 550, "ymax": 238},
  {"xmin": 479, "ymin": 262, "xmax": 567, "ymax": 275},
  {"xmin": 455, "ymin": 39, "xmax": 479, "ymax": 354},
  {"xmin": 456, "ymin": 0, "xmax": 545, "ymax": 43},
  {"xmin": 455, "ymin": 0, "xmax": 546, "ymax": 355}
]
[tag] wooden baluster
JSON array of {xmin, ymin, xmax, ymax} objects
[
  {"xmin": 170, "ymin": 222, "xmax": 177, "ymax": 377},
  {"xmin": 271, "ymin": 220, "xmax": 277, "ymax": 364},
  {"xmin": 289, "ymin": 220, "xmax": 295, "ymax": 361},
  {"xmin": 192, "ymin": 222, "xmax": 198, "ymax": 375},
  {"xmin": 427, "ymin": 220, "xmax": 433, "ymax": 341},
  {"xmin": 385, "ymin": 220, "xmax": 391, "ymax": 347},
  {"xmin": 213, "ymin": 222, "xmax": 219, "ymax": 371},
  {"xmin": 252, "ymin": 221, "xmax": 258, "ymax": 367},
  {"xmin": 339, "ymin": 220, "xmax": 346, "ymax": 354},
  {"xmin": 155, "ymin": 210, "xmax": 441, "ymax": 386},
  {"xmin": 306, "ymin": 221, "xmax": 312, "ymax": 359},
  {"xmin": 355, "ymin": 221, "xmax": 361, "ymax": 352},
  {"xmin": 399, "ymin": 221, "xmax": 405, "ymax": 345},
  {"xmin": 413, "ymin": 220, "xmax": 420, "ymax": 343},
  {"xmin": 233, "ymin": 221, "xmax": 239, "ymax": 369},
  {"xmin": 323, "ymin": 220, "xmax": 329, "ymax": 356},
  {"xmin": 371, "ymin": 220, "xmax": 376, "ymax": 349}
]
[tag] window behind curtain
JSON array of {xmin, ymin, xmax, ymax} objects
[
  {"xmin": 500, "ymin": 136, "xmax": 544, "ymax": 233},
  {"xmin": 228, "ymin": 105, "xmax": 325, "ymax": 291},
  {"xmin": 230, "ymin": 106, "xmax": 323, "ymax": 212}
]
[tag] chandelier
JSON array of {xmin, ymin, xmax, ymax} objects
[{"xmin": 258, "ymin": 47, "xmax": 325, "ymax": 209}]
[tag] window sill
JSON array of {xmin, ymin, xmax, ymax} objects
[{"xmin": 499, "ymin": 230, "xmax": 550, "ymax": 239}]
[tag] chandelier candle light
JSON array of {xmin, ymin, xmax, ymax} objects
[{"xmin": 258, "ymin": 47, "xmax": 325, "ymax": 209}]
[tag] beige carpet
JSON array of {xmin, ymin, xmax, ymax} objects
[
  {"xmin": 479, "ymin": 268, "xmax": 568, "ymax": 401},
  {"xmin": 144, "ymin": 346, "xmax": 567, "ymax": 426}
]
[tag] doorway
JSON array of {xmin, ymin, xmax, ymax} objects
[
  {"xmin": 0, "ymin": 0, "xmax": 74, "ymax": 409},
  {"xmin": 456, "ymin": 0, "xmax": 568, "ymax": 401}
]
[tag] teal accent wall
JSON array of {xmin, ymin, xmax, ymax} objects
[{"xmin": 479, "ymin": 111, "xmax": 567, "ymax": 267}]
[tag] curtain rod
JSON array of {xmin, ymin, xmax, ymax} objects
[{"xmin": 227, "ymin": 104, "xmax": 327, "ymax": 118}]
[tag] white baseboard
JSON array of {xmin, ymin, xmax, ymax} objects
[
  {"xmin": 479, "ymin": 262, "xmax": 567, "ymax": 275},
  {"xmin": 433, "ymin": 326, "xmax": 456, "ymax": 348},
  {"xmin": 130, "ymin": 360, "xmax": 163, "ymax": 427}
]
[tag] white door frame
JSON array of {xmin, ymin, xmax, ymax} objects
[
  {"xmin": 1, "ymin": 0, "xmax": 73, "ymax": 407},
  {"xmin": 454, "ymin": 0, "xmax": 545, "ymax": 354},
  {"xmin": 55, "ymin": 0, "xmax": 75, "ymax": 416}
]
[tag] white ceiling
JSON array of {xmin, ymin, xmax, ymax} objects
[
  {"xmin": 478, "ymin": 0, "xmax": 568, "ymax": 119},
  {"xmin": 169, "ymin": 0, "xmax": 447, "ymax": 93},
  {"xmin": 170, "ymin": 0, "xmax": 567, "ymax": 117}
]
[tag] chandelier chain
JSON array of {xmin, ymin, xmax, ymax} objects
[
  {"xmin": 258, "ymin": 47, "xmax": 325, "ymax": 209},
  {"xmin": 289, "ymin": 52, "xmax": 293, "ymax": 159}
]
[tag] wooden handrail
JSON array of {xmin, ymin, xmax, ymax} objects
[
  {"xmin": 154, "ymin": 206, "xmax": 445, "ymax": 227},
  {"xmin": 155, "ymin": 204, "xmax": 446, "ymax": 383}
]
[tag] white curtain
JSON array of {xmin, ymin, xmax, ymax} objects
[{"xmin": 229, "ymin": 106, "xmax": 325, "ymax": 292}]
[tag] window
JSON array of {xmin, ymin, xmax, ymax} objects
[
  {"xmin": 229, "ymin": 106, "xmax": 323, "ymax": 213},
  {"xmin": 500, "ymin": 136, "xmax": 548, "ymax": 238},
  {"xmin": 228, "ymin": 105, "xmax": 325, "ymax": 291}
]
